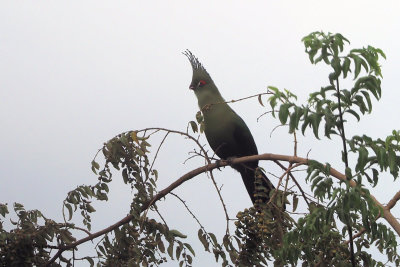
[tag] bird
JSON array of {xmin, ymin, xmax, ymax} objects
[{"xmin": 183, "ymin": 50, "xmax": 275, "ymax": 205}]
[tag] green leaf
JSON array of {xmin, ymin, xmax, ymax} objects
[
  {"xmin": 208, "ymin": 232, "xmax": 218, "ymax": 246},
  {"xmin": 198, "ymin": 229, "xmax": 209, "ymax": 251},
  {"xmin": 292, "ymin": 195, "xmax": 299, "ymax": 212},
  {"xmin": 189, "ymin": 121, "xmax": 198, "ymax": 133},
  {"xmin": 91, "ymin": 160, "xmax": 100, "ymax": 174},
  {"xmin": 351, "ymin": 55, "xmax": 362, "ymax": 79},
  {"xmin": 65, "ymin": 203, "xmax": 73, "ymax": 221},
  {"xmin": 84, "ymin": 257, "xmax": 94, "ymax": 266},
  {"xmin": 342, "ymin": 57, "xmax": 351, "ymax": 78},
  {"xmin": 356, "ymin": 146, "xmax": 369, "ymax": 172},
  {"xmin": 170, "ymin": 229, "xmax": 187, "ymax": 239},
  {"xmin": 278, "ymin": 103, "xmax": 291, "ymax": 124},
  {"xmin": 0, "ymin": 204, "xmax": 9, "ymax": 217},
  {"xmin": 310, "ymin": 113, "xmax": 322, "ymax": 138},
  {"xmin": 86, "ymin": 204, "xmax": 96, "ymax": 213},
  {"xmin": 184, "ymin": 243, "xmax": 196, "ymax": 256},
  {"xmin": 345, "ymin": 109, "xmax": 360, "ymax": 121},
  {"xmin": 388, "ymin": 149, "xmax": 397, "ymax": 175},
  {"xmin": 196, "ymin": 111, "xmax": 203, "ymax": 123},
  {"xmin": 167, "ymin": 242, "xmax": 174, "ymax": 259},
  {"xmin": 98, "ymin": 245, "xmax": 106, "ymax": 256},
  {"xmin": 360, "ymin": 90, "xmax": 373, "ymax": 112}
]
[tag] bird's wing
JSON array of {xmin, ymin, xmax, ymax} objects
[{"xmin": 232, "ymin": 115, "xmax": 258, "ymax": 158}]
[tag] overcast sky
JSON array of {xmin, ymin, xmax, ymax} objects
[{"xmin": 1, "ymin": 1, "xmax": 399, "ymax": 266}]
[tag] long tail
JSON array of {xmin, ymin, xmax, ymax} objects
[{"xmin": 239, "ymin": 166, "xmax": 275, "ymax": 204}]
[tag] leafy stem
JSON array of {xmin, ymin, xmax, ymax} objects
[{"xmin": 335, "ymin": 76, "xmax": 355, "ymax": 267}]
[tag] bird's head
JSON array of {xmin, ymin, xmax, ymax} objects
[{"xmin": 183, "ymin": 50, "xmax": 214, "ymax": 91}]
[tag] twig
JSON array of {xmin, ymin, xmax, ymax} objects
[
  {"xmin": 45, "ymin": 153, "xmax": 400, "ymax": 266},
  {"xmin": 202, "ymin": 92, "xmax": 273, "ymax": 112},
  {"xmin": 170, "ymin": 193, "xmax": 205, "ymax": 231},
  {"xmin": 149, "ymin": 132, "xmax": 169, "ymax": 173},
  {"xmin": 268, "ymin": 162, "xmax": 303, "ymax": 205},
  {"xmin": 139, "ymin": 128, "xmax": 231, "ymax": 232}
]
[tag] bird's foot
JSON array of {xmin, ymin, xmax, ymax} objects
[
  {"xmin": 215, "ymin": 159, "xmax": 223, "ymax": 170},
  {"xmin": 215, "ymin": 157, "xmax": 237, "ymax": 170},
  {"xmin": 226, "ymin": 156, "xmax": 237, "ymax": 165}
]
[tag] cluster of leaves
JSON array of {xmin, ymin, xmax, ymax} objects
[
  {"xmin": 83, "ymin": 131, "xmax": 195, "ymax": 266},
  {"xmin": 0, "ymin": 203, "xmax": 76, "ymax": 266},
  {"xmin": 265, "ymin": 31, "xmax": 399, "ymax": 265},
  {"xmin": 188, "ymin": 111, "xmax": 205, "ymax": 134},
  {"xmin": 270, "ymin": 32, "xmax": 385, "ymax": 139},
  {"xmin": 193, "ymin": 201, "xmax": 290, "ymax": 267},
  {"xmin": 1, "ymin": 130, "xmax": 195, "ymax": 266},
  {"xmin": 98, "ymin": 217, "xmax": 194, "ymax": 267},
  {"xmin": 348, "ymin": 131, "xmax": 400, "ymax": 181}
]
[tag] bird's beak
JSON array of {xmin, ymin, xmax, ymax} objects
[{"xmin": 189, "ymin": 81, "xmax": 201, "ymax": 90}]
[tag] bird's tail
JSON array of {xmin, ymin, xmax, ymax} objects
[{"xmin": 239, "ymin": 166, "xmax": 285, "ymax": 209}]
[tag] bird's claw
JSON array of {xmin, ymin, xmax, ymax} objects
[
  {"xmin": 226, "ymin": 156, "xmax": 237, "ymax": 165},
  {"xmin": 215, "ymin": 159, "xmax": 222, "ymax": 170}
]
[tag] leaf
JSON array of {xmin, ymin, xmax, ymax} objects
[
  {"xmin": 91, "ymin": 160, "xmax": 100, "ymax": 174},
  {"xmin": 84, "ymin": 257, "xmax": 94, "ymax": 266},
  {"xmin": 292, "ymin": 195, "xmax": 299, "ymax": 212},
  {"xmin": 98, "ymin": 245, "xmax": 106, "ymax": 256},
  {"xmin": 196, "ymin": 111, "xmax": 203, "ymax": 123},
  {"xmin": 170, "ymin": 229, "xmax": 187, "ymax": 239},
  {"xmin": 356, "ymin": 146, "xmax": 369, "ymax": 172},
  {"xmin": 189, "ymin": 121, "xmax": 198, "ymax": 133},
  {"xmin": 342, "ymin": 57, "xmax": 351, "ymax": 78},
  {"xmin": 0, "ymin": 204, "xmax": 9, "ymax": 217},
  {"xmin": 372, "ymin": 168, "xmax": 379, "ymax": 186},
  {"xmin": 65, "ymin": 203, "xmax": 73, "ymax": 221},
  {"xmin": 258, "ymin": 94, "xmax": 264, "ymax": 106},
  {"xmin": 199, "ymin": 122, "xmax": 205, "ymax": 133},
  {"xmin": 184, "ymin": 243, "xmax": 196, "ymax": 256},
  {"xmin": 122, "ymin": 168, "xmax": 128, "ymax": 184},
  {"xmin": 198, "ymin": 229, "xmax": 209, "ymax": 251},
  {"xmin": 176, "ymin": 243, "xmax": 182, "ymax": 260},
  {"xmin": 167, "ymin": 242, "xmax": 174, "ymax": 259},
  {"xmin": 86, "ymin": 204, "xmax": 96, "ymax": 213},
  {"xmin": 187, "ymin": 254, "xmax": 193, "ymax": 264},
  {"xmin": 351, "ymin": 55, "xmax": 362, "ymax": 79},
  {"xmin": 158, "ymin": 240, "xmax": 165, "ymax": 253},
  {"xmin": 289, "ymin": 106, "xmax": 303, "ymax": 133},
  {"xmin": 130, "ymin": 131, "xmax": 139, "ymax": 144},
  {"xmin": 345, "ymin": 109, "xmax": 360, "ymax": 121},
  {"xmin": 360, "ymin": 90, "xmax": 373, "ymax": 112},
  {"xmin": 278, "ymin": 103, "xmax": 290, "ymax": 124},
  {"xmin": 208, "ymin": 232, "xmax": 218, "ymax": 246},
  {"xmin": 388, "ymin": 149, "xmax": 397, "ymax": 175},
  {"xmin": 310, "ymin": 113, "xmax": 322, "ymax": 138}
]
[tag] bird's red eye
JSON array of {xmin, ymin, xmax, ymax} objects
[{"xmin": 199, "ymin": 80, "xmax": 206, "ymax": 87}]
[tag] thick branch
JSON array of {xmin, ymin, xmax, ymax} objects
[{"xmin": 46, "ymin": 153, "xmax": 400, "ymax": 265}]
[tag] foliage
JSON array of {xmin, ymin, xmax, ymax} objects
[{"xmin": 1, "ymin": 31, "xmax": 399, "ymax": 266}]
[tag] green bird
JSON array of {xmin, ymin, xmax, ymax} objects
[{"xmin": 184, "ymin": 50, "xmax": 274, "ymax": 204}]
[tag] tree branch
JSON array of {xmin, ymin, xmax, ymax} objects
[{"xmin": 45, "ymin": 153, "xmax": 400, "ymax": 266}]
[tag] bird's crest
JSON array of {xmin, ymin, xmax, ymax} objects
[{"xmin": 183, "ymin": 50, "xmax": 212, "ymax": 80}]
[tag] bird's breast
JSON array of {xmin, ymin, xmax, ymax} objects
[{"xmin": 202, "ymin": 105, "xmax": 238, "ymax": 159}]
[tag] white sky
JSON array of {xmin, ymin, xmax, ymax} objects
[{"xmin": 1, "ymin": 1, "xmax": 399, "ymax": 266}]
